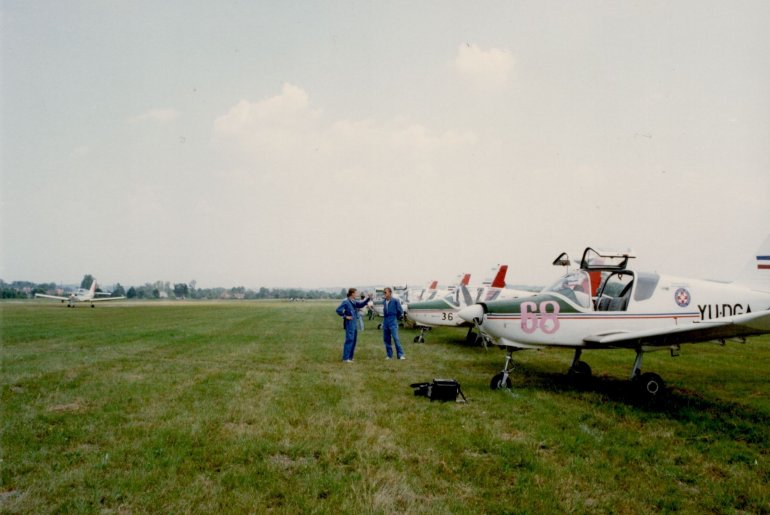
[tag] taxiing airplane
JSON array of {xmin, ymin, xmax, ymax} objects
[
  {"xmin": 35, "ymin": 279, "xmax": 126, "ymax": 307},
  {"xmin": 458, "ymin": 236, "xmax": 770, "ymax": 396},
  {"xmin": 408, "ymin": 267, "xmax": 533, "ymax": 344}
]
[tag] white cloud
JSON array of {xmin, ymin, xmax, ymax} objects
[
  {"xmin": 128, "ymin": 108, "xmax": 180, "ymax": 124},
  {"xmin": 453, "ymin": 43, "xmax": 514, "ymax": 90},
  {"xmin": 212, "ymin": 83, "xmax": 477, "ymax": 183}
]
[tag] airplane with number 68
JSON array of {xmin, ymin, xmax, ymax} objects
[{"xmin": 457, "ymin": 235, "xmax": 770, "ymax": 397}]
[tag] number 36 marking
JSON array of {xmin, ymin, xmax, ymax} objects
[{"xmin": 520, "ymin": 301, "xmax": 560, "ymax": 334}]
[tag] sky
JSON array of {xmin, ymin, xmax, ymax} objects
[{"xmin": 2, "ymin": 0, "xmax": 769, "ymax": 289}]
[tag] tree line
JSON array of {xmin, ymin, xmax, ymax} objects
[{"xmin": 1, "ymin": 277, "xmax": 345, "ymax": 300}]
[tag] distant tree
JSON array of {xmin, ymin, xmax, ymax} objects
[
  {"xmin": 81, "ymin": 274, "xmax": 95, "ymax": 289},
  {"xmin": 173, "ymin": 283, "xmax": 189, "ymax": 298},
  {"xmin": 112, "ymin": 283, "xmax": 126, "ymax": 297},
  {"xmin": 152, "ymin": 288, "xmax": 160, "ymax": 299},
  {"xmin": 126, "ymin": 286, "xmax": 137, "ymax": 299}
]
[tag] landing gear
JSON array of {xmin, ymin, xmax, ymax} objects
[
  {"xmin": 634, "ymin": 372, "xmax": 665, "ymax": 396},
  {"xmin": 629, "ymin": 350, "xmax": 666, "ymax": 397},
  {"xmin": 490, "ymin": 348, "xmax": 514, "ymax": 390},
  {"xmin": 465, "ymin": 327, "xmax": 483, "ymax": 346},
  {"xmin": 490, "ymin": 372, "xmax": 512, "ymax": 390},
  {"xmin": 413, "ymin": 326, "xmax": 429, "ymax": 343},
  {"xmin": 567, "ymin": 349, "xmax": 592, "ymax": 378}
]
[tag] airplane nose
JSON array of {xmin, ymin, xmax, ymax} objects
[{"xmin": 458, "ymin": 304, "xmax": 484, "ymax": 324}]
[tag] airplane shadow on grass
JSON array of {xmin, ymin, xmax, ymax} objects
[{"xmin": 506, "ymin": 362, "xmax": 770, "ymax": 445}]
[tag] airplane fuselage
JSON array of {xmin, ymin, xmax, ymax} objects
[{"xmin": 469, "ymin": 272, "xmax": 770, "ymax": 349}]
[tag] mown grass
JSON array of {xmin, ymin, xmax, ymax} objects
[{"xmin": 1, "ymin": 300, "xmax": 769, "ymax": 513}]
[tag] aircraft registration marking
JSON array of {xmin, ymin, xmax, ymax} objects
[{"xmin": 697, "ymin": 303, "xmax": 752, "ymax": 320}]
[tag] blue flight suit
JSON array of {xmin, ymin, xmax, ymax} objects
[
  {"xmin": 336, "ymin": 296, "xmax": 370, "ymax": 361},
  {"xmin": 382, "ymin": 297, "xmax": 405, "ymax": 359}
]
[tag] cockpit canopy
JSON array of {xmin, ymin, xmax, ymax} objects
[
  {"xmin": 543, "ymin": 270, "xmax": 592, "ymax": 309},
  {"xmin": 579, "ymin": 247, "xmax": 635, "ymax": 271}
]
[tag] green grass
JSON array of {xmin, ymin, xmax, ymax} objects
[{"xmin": 2, "ymin": 300, "xmax": 769, "ymax": 513}]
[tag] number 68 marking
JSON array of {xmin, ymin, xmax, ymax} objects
[{"xmin": 520, "ymin": 301, "xmax": 560, "ymax": 334}]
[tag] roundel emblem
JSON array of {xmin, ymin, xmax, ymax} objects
[{"xmin": 674, "ymin": 288, "xmax": 691, "ymax": 307}]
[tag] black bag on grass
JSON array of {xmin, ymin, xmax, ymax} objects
[{"xmin": 410, "ymin": 378, "xmax": 466, "ymax": 402}]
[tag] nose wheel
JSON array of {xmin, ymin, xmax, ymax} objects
[
  {"xmin": 413, "ymin": 326, "xmax": 429, "ymax": 343},
  {"xmin": 490, "ymin": 349, "xmax": 515, "ymax": 390}
]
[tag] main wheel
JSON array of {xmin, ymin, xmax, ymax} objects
[
  {"xmin": 466, "ymin": 331, "xmax": 479, "ymax": 345},
  {"xmin": 490, "ymin": 372, "xmax": 512, "ymax": 390},
  {"xmin": 413, "ymin": 335, "xmax": 425, "ymax": 343},
  {"xmin": 635, "ymin": 372, "xmax": 665, "ymax": 397},
  {"xmin": 568, "ymin": 360, "xmax": 592, "ymax": 378}
]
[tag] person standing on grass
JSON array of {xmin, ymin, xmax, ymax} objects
[
  {"xmin": 336, "ymin": 288, "xmax": 371, "ymax": 363},
  {"xmin": 357, "ymin": 293, "xmax": 367, "ymax": 331},
  {"xmin": 382, "ymin": 287, "xmax": 405, "ymax": 360}
]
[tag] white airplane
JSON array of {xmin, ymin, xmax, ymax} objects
[
  {"xmin": 408, "ymin": 267, "xmax": 534, "ymax": 344},
  {"xmin": 458, "ymin": 236, "xmax": 770, "ymax": 396},
  {"xmin": 405, "ymin": 280, "xmax": 439, "ymax": 303},
  {"xmin": 35, "ymin": 279, "xmax": 126, "ymax": 308},
  {"xmin": 371, "ymin": 285, "xmax": 409, "ymax": 318}
]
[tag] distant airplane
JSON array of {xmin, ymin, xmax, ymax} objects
[
  {"xmin": 405, "ymin": 280, "xmax": 439, "ymax": 303},
  {"xmin": 408, "ymin": 267, "xmax": 534, "ymax": 344},
  {"xmin": 35, "ymin": 279, "xmax": 126, "ymax": 307},
  {"xmin": 458, "ymin": 236, "xmax": 770, "ymax": 396}
]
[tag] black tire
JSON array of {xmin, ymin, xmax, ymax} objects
[
  {"xmin": 465, "ymin": 331, "xmax": 478, "ymax": 345},
  {"xmin": 636, "ymin": 372, "xmax": 665, "ymax": 397},
  {"xmin": 568, "ymin": 360, "xmax": 592, "ymax": 378},
  {"xmin": 377, "ymin": 323, "xmax": 382, "ymax": 330},
  {"xmin": 490, "ymin": 372, "xmax": 512, "ymax": 390}
]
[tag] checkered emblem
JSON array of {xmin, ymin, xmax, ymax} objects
[{"xmin": 674, "ymin": 288, "xmax": 690, "ymax": 307}]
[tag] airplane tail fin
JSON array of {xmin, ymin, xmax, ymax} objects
[
  {"xmin": 491, "ymin": 265, "xmax": 508, "ymax": 288},
  {"xmin": 89, "ymin": 280, "xmax": 97, "ymax": 295},
  {"xmin": 428, "ymin": 280, "xmax": 438, "ymax": 290},
  {"xmin": 461, "ymin": 274, "xmax": 471, "ymax": 286},
  {"xmin": 734, "ymin": 234, "xmax": 770, "ymax": 292}
]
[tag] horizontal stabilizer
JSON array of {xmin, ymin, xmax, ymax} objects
[
  {"xmin": 91, "ymin": 296, "xmax": 127, "ymax": 302},
  {"xmin": 35, "ymin": 293, "xmax": 69, "ymax": 301}
]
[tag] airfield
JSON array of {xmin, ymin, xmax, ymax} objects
[{"xmin": 2, "ymin": 300, "xmax": 769, "ymax": 513}]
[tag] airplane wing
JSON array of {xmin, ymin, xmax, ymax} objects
[
  {"xmin": 583, "ymin": 311, "xmax": 770, "ymax": 348},
  {"xmin": 90, "ymin": 296, "xmax": 126, "ymax": 302},
  {"xmin": 35, "ymin": 293, "xmax": 69, "ymax": 301}
]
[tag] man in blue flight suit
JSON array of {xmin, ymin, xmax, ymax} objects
[
  {"xmin": 382, "ymin": 287, "xmax": 405, "ymax": 360},
  {"xmin": 336, "ymin": 287, "xmax": 371, "ymax": 362}
]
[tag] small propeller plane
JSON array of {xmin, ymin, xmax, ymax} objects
[
  {"xmin": 408, "ymin": 267, "xmax": 533, "ymax": 344},
  {"xmin": 458, "ymin": 235, "xmax": 770, "ymax": 396},
  {"xmin": 35, "ymin": 279, "xmax": 126, "ymax": 308}
]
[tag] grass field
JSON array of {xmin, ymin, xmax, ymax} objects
[{"xmin": 2, "ymin": 300, "xmax": 769, "ymax": 513}]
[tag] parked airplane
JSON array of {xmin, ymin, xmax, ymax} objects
[
  {"xmin": 458, "ymin": 236, "xmax": 770, "ymax": 396},
  {"xmin": 407, "ymin": 280, "xmax": 439, "ymax": 303},
  {"xmin": 35, "ymin": 280, "xmax": 126, "ymax": 307},
  {"xmin": 408, "ymin": 267, "xmax": 533, "ymax": 344}
]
